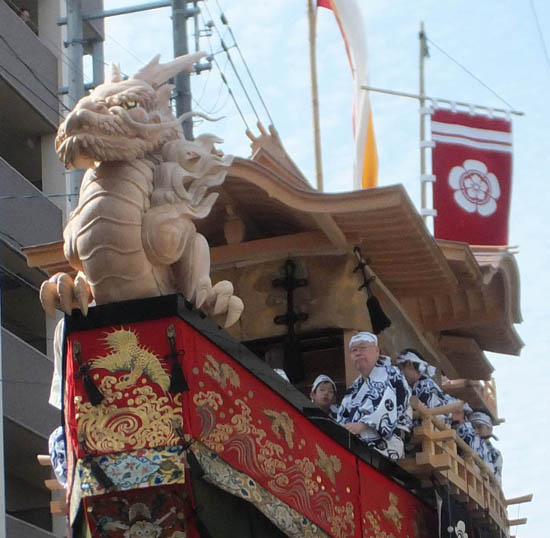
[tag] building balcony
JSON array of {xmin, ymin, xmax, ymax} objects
[
  {"xmin": 6, "ymin": 514, "xmax": 57, "ymax": 538},
  {"xmin": 0, "ymin": 0, "xmax": 59, "ymax": 129},
  {"xmin": 2, "ymin": 328, "xmax": 58, "ymax": 439},
  {"xmin": 0, "ymin": 157, "xmax": 62, "ymax": 249}
]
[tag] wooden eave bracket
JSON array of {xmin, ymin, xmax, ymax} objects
[{"xmin": 506, "ymin": 494, "xmax": 533, "ymax": 506}]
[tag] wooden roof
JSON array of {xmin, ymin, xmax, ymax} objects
[{"xmin": 23, "ymin": 141, "xmax": 523, "ymax": 383}]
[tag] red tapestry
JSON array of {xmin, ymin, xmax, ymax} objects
[
  {"xmin": 64, "ymin": 317, "xmax": 193, "ymax": 459},
  {"xmin": 64, "ymin": 313, "xmax": 437, "ymax": 536},
  {"xmin": 83, "ymin": 483, "xmax": 200, "ymax": 537},
  {"xmin": 358, "ymin": 460, "xmax": 436, "ymax": 538},
  {"xmin": 183, "ymin": 326, "xmax": 361, "ymax": 537},
  {"xmin": 431, "ymin": 109, "xmax": 513, "ymax": 245}
]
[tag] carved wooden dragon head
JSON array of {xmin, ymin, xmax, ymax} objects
[{"xmin": 56, "ymin": 53, "xmax": 205, "ymax": 169}]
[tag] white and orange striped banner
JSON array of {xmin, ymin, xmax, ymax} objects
[{"xmin": 324, "ymin": 0, "xmax": 378, "ymax": 189}]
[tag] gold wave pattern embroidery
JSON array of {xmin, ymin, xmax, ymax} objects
[
  {"xmin": 89, "ymin": 328, "xmax": 170, "ymax": 391},
  {"xmin": 191, "ymin": 441, "xmax": 331, "ymax": 538},
  {"xmin": 331, "ymin": 502, "xmax": 355, "ymax": 538},
  {"xmin": 364, "ymin": 510, "xmax": 397, "ymax": 538},
  {"xmin": 263, "ymin": 409, "xmax": 295, "ymax": 449},
  {"xmin": 315, "ymin": 444, "xmax": 342, "ymax": 486},
  {"xmin": 196, "ymin": 392, "xmax": 354, "ymax": 537},
  {"xmin": 76, "ymin": 383, "xmax": 182, "ymax": 452},
  {"xmin": 203, "ymin": 353, "xmax": 240, "ymax": 389},
  {"xmin": 383, "ymin": 492, "xmax": 403, "ymax": 532}
]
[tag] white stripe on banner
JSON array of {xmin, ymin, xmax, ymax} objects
[
  {"xmin": 432, "ymin": 134, "xmax": 513, "ymax": 153},
  {"xmin": 431, "ymin": 121, "xmax": 512, "ymax": 144}
]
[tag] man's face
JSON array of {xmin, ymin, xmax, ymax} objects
[
  {"xmin": 473, "ymin": 422, "xmax": 493, "ymax": 439},
  {"xmin": 451, "ymin": 409, "xmax": 465, "ymax": 425},
  {"xmin": 399, "ymin": 362, "xmax": 421, "ymax": 386},
  {"xmin": 310, "ymin": 382, "xmax": 336, "ymax": 412},
  {"xmin": 350, "ymin": 340, "xmax": 379, "ymax": 378}
]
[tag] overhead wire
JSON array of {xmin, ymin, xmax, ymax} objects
[
  {"xmin": 202, "ymin": 0, "xmax": 261, "ymax": 124},
  {"xmin": 0, "ymin": 63, "xmax": 66, "ymax": 121},
  {"xmin": 528, "ymin": 0, "xmax": 550, "ymax": 72},
  {"xmin": 0, "ymin": 193, "xmax": 73, "ymax": 201},
  {"xmin": 0, "ymin": 35, "xmax": 71, "ymax": 114},
  {"xmin": 213, "ymin": 0, "xmax": 275, "ymax": 126},
  {"xmin": 199, "ymin": 8, "xmax": 249, "ymax": 130},
  {"xmin": 426, "ymin": 37, "xmax": 515, "ymax": 110},
  {"xmin": 104, "ymin": 33, "xmax": 147, "ymax": 66},
  {"xmin": 3, "ymin": 0, "xmax": 94, "ymax": 87}
]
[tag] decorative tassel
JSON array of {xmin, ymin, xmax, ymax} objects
[
  {"xmin": 165, "ymin": 325, "xmax": 189, "ymax": 393},
  {"xmin": 365, "ymin": 283, "xmax": 392, "ymax": 335},
  {"xmin": 89, "ymin": 459, "xmax": 114, "ymax": 490},
  {"xmin": 73, "ymin": 341, "xmax": 104, "ymax": 406},
  {"xmin": 353, "ymin": 247, "xmax": 392, "ymax": 335},
  {"xmin": 79, "ymin": 435, "xmax": 114, "ymax": 490}
]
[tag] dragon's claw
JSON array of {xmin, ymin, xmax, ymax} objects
[
  {"xmin": 195, "ymin": 276, "xmax": 211, "ymax": 309},
  {"xmin": 40, "ymin": 272, "xmax": 92, "ymax": 318},
  {"xmin": 194, "ymin": 279, "xmax": 242, "ymax": 327},
  {"xmin": 74, "ymin": 273, "xmax": 91, "ymax": 316},
  {"xmin": 224, "ymin": 296, "xmax": 244, "ymax": 328}
]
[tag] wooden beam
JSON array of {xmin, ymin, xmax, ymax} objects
[
  {"xmin": 45, "ymin": 478, "xmax": 64, "ymax": 491},
  {"xmin": 50, "ymin": 499, "xmax": 67, "ymax": 515},
  {"xmin": 37, "ymin": 454, "xmax": 51, "ymax": 466},
  {"xmin": 210, "ymin": 231, "xmax": 345, "ymax": 266},
  {"xmin": 508, "ymin": 518, "xmax": 528, "ymax": 526},
  {"xmin": 506, "ymin": 494, "xmax": 533, "ymax": 506},
  {"xmin": 311, "ymin": 214, "xmax": 348, "ymax": 247},
  {"xmin": 23, "ymin": 241, "xmax": 71, "ymax": 276}
]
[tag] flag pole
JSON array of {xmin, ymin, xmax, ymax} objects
[
  {"xmin": 307, "ymin": 0, "xmax": 324, "ymax": 191},
  {"xmin": 419, "ymin": 21, "xmax": 428, "ymax": 223}
]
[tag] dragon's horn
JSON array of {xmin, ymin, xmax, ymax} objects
[
  {"xmin": 106, "ymin": 63, "xmax": 123, "ymax": 83},
  {"xmin": 132, "ymin": 52, "xmax": 206, "ymax": 88}
]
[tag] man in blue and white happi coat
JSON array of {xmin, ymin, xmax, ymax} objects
[
  {"xmin": 396, "ymin": 348, "xmax": 455, "ymax": 426},
  {"xmin": 470, "ymin": 409, "xmax": 503, "ymax": 483},
  {"xmin": 451, "ymin": 403, "xmax": 488, "ymax": 463},
  {"xmin": 337, "ymin": 332, "xmax": 412, "ymax": 461}
]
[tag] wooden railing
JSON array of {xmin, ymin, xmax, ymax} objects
[
  {"xmin": 37, "ymin": 455, "xmax": 67, "ymax": 516},
  {"xmin": 443, "ymin": 378, "xmax": 499, "ymax": 419},
  {"xmin": 399, "ymin": 397, "xmax": 528, "ymax": 537}
]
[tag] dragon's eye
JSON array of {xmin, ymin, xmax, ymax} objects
[{"xmin": 125, "ymin": 100, "xmax": 137, "ymax": 109}]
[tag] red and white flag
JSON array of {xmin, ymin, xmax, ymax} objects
[{"xmin": 431, "ymin": 109, "xmax": 513, "ymax": 245}]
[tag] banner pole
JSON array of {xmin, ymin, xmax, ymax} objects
[
  {"xmin": 307, "ymin": 0, "xmax": 324, "ymax": 192},
  {"xmin": 419, "ymin": 21, "xmax": 428, "ymax": 224}
]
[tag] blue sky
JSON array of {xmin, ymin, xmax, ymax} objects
[{"xmin": 100, "ymin": 1, "xmax": 549, "ymax": 533}]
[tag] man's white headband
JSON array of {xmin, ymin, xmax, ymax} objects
[
  {"xmin": 396, "ymin": 350, "xmax": 436, "ymax": 377},
  {"xmin": 469, "ymin": 411, "xmax": 493, "ymax": 428},
  {"xmin": 311, "ymin": 374, "xmax": 336, "ymax": 393},
  {"xmin": 349, "ymin": 332, "xmax": 378, "ymax": 348}
]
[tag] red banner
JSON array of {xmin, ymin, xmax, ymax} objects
[
  {"xmin": 359, "ymin": 460, "xmax": 436, "ymax": 538},
  {"xmin": 317, "ymin": 0, "xmax": 332, "ymax": 8},
  {"xmin": 186, "ymin": 327, "xmax": 361, "ymax": 537},
  {"xmin": 431, "ymin": 109, "xmax": 513, "ymax": 245}
]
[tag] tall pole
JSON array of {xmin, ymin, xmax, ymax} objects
[
  {"xmin": 172, "ymin": 0, "xmax": 193, "ymax": 140},
  {"xmin": 0, "ymin": 284, "xmax": 6, "ymax": 538},
  {"xmin": 307, "ymin": 0, "xmax": 324, "ymax": 191},
  {"xmin": 66, "ymin": 0, "xmax": 85, "ymax": 211},
  {"xmin": 419, "ymin": 21, "xmax": 428, "ymax": 223}
]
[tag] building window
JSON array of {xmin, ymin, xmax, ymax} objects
[{"xmin": 0, "ymin": 267, "xmax": 46, "ymax": 354}]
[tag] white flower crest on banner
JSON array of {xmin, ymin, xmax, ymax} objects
[
  {"xmin": 448, "ymin": 159, "xmax": 501, "ymax": 216},
  {"xmin": 454, "ymin": 520, "xmax": 468, "ymax": 538}
]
